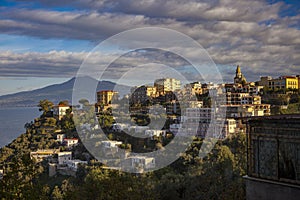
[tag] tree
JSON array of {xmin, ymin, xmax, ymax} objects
[
  {"xmin": 38, "ymin": 99, "xmax": 54, "ymax": 116},
  {"xmin": 51, "ymin": 186, "xmax": 63, "ymax": 200},
  {"xmin": 61, "ymin": 108, "xmax": 75, "ymax": 134},
  {"xmin": 58, "ymin": 100, "xmax": 69, "ymax": 106}
]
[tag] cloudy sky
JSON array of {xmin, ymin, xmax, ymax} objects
[{"xmin": 0, "ymin": 0, "xmax": 299, "ymax": 95}]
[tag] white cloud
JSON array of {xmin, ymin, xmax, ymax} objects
[{"xmin": 0, "ymin": 0, "xmax": 299, "ymax": 81}]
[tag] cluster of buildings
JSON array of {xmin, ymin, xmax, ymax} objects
[
  {"xmin": 29, "ymin": 130, "xmax": 86, "ymax": 176},
  {"xmin": 56, "ymin": 131, "xmax": 79, "ymax": 147},
  {"xmin": 30, "ymin": 149, "xmax": 87, "ymax": 176},
  {"xmin": 257, "ymin": 75, "xmax": 300, "ymax": 91},
  {"xmin": 27, "ymin": 64, "xmax": 300, "ymax": 175},
  {"xmin": 112, "ymin": 123, "xmax": 166, "ymax": 139},
  {"xmin": 94, "ymin": 65, "xmax": 276, "ymax": 139},
  {"xmin": 28, "ymin": 102, "xmax": 87, "ymax": 177},
  {"xmin": 95, "ymin": 139, "xmax": 156, "ymax": 173}
]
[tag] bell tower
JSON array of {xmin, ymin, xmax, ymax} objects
[{"xmin": 234, "ymin": 65, "xmax": 247, "ymax": 84}]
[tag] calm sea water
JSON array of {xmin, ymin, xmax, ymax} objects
[{"xmin": 0, "ymin": 107, "xmax": 40, "ymax": 148}]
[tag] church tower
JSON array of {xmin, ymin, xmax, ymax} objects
[{"xmin": 234, "ymin": 65, "xmax": 247, "ymax": 84}]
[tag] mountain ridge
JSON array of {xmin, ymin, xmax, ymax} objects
[{"xmin": 0, "ymin": 77, "xmax": 131, "ymax": 107}]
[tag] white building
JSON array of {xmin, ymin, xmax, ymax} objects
[
  {"xmin": 63, "ymin": 138, "xmax": 79, "ymax": 147},
  {"xmin": 226, "ymin": 119, "xmax": 237, "ymax": 134},
  {"xmin": 66, "ymin": 160, "xmax": 87, "ymax": 171},
  {"xmin": 169, "ymin": 123, "xmax": 182, "ymax": 134},
  {"xmin": 154, "ymin": 78, "xmax": 181, "ymax": 94},
  {"xmin": 127, "ymin": 156, "xmax": 155, "ymax": 169},
  {"xmin": 56, "ymin": 133, "xmax": 66, "ymax": 143},
  {"xmin": 30, "ymin": 149, "xmax": 58, "ymax": 162},
  {"xmin": 57, "ymin": 152, "xmax": 72, "ymax": 165},
  {"xmin": 184, "ymin": 108, "xmax": 207, "ymax": 136},
  {"xmin": 145, "ymin": 129, "xmax": 166, "ymax": 138},
  {"xmin": 101, "ymin": 140, "xmax": 123, "ymax": 148},
  {"xmin": 112, "ymin": 123, "xmax": 130, "ymax": 132},
  {"xmin": 184, "ymin": 108, "xmax": 237, "ymax": 138},
  {"xmin": 185, "ymin": 108, "xmax": 213, "ymax": 122},
  {"xmin": 53, "ymin": 105, "xmax": 70, "ymax": 120}
]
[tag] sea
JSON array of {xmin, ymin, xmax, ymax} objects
[{"xmin": 0, "ymin": 107, "xmax": 40, "ymax": 148}]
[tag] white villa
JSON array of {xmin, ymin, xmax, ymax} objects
[
  {"xmin": 53, "ymin": 104, "xmax": 70, "ymax": 120},
  {"xmin": 57, "ymin": 152, "xmax": 72, "ymax": 165},
  {"xmin": 66, "ymin": 160, "xmax": 87, "ymax": 171},
  {"xmin": 63, "ymin": 138, "xmax": 79, "ymax": 147}
]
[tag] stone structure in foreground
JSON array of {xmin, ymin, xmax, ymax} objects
[{"xmin": 245, "ymin": 115, "xmax": 300, "ymax": 200}]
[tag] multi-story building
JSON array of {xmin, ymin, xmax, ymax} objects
[
  {"xmin": 125, "ymin": 156, "xmax": 155, "ymax": 171},
  {"xmin": 100, "ymin": 140, "xmax": 123, "ymax": 148},
  {"xmin": 154, "ymin": 78, "xmax": 181, "ymax": 95},
  {"xmin": 66, "ymin": 160, "xmax": 88, "ymax": 171},
  {"xmin": 225, "ymin": 104, "xmax": 271, "ymax": 118},
  {"xmin": 225, "ymin": 83, "xmax": 263, "ymax": 95},
  {"xmin": 258, "ymin": 76, "xmax": 272, "ymax": 88},
  {"xmin": 258, "ymin": 76, "xmax": 299, "ymax": 90},
  {"xmin": 165, "ymin": 100, "xmax": 181, "ymax": 115},
  {"xmin": 226, "ymin": 118, "xmax": 237, "ymax": 134},
  {"xmin": 97, "ymin": 90, "xmax": 118, "ymax": 106},
  {"xmin": 30, "ymin": 149, "xmax": 58, "ymax": 162},
  {"xmin": 241, "ymin": 95, "xmax": 261, "ymax": 105},
  {"xmin": 53, "ymin": 104, "xmax": 70, "ymax": 120},
  {"xmin": 184, "ymin": 108, "xmax": 237, "ymax": 139},
  {"xmin": 226, "ymin": 92, "xmax": 261, "ymax": 105},
  {"xmin": 183, "ymin": 82, "xmax": 203, "ymax": 96},
  {"xmin": 130, "ymin": 85, "xmax": 156, "ymax": 104},
  {"xmin": 245, "ymin": 115, "xmax": 300, "ymax": 200},
  {"xmin": 57, "ymin": 152, "xmax": 72, "ymax": 165},
  {"xmin": 184, "ymin": 107, "xmax": 235, "ymax": 138},
  {"xmin": 226, "ymin": 92, "xmax": 251, "ymax": 105},
  {"xmin": 145, "ymin": 129, "xmax": 166, "ymax": 138}
]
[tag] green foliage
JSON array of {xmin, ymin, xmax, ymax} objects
[
  {"xmin": 39, "ymin": 99, "xmax": 54, "ymax": 116},
  {"xmin": 0, "ymin": 100, "xmax": 248, "ymax": 199},
  {"xmin": 280, "ymin": 103, "xmax": 300, "ymax": 114},
  {"xmin": 51, "ymin": 185, "xmax": 63, "ymax": 200},
  {"xmin": 60, "ymin": 108, "xmax": 76, "ymax": 136}
]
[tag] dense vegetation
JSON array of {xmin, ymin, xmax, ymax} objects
[
  {"xmin": 0, "ymin": 100, "xmax": 247, "ymax": 199},
  {"xmin": 261, "ymin": 88, "xmax": 300, "ymax": 114}
]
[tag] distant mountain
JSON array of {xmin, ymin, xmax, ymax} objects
[{"xmin": 0, "ymin": 77, "xmax": 131, "ymax": 107}]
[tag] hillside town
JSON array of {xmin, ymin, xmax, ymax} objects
[
  {"xmin": 6, "ymin": 65, "xmax": 297, "ymax": 174},
  {"xmin": 1, "ymin": 65, "xmax": 300, "ymax": 199}
]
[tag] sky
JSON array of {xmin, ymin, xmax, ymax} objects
[{"xmin": 0, "ymin": 0, "xmax": 299, "ymax": 95}]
